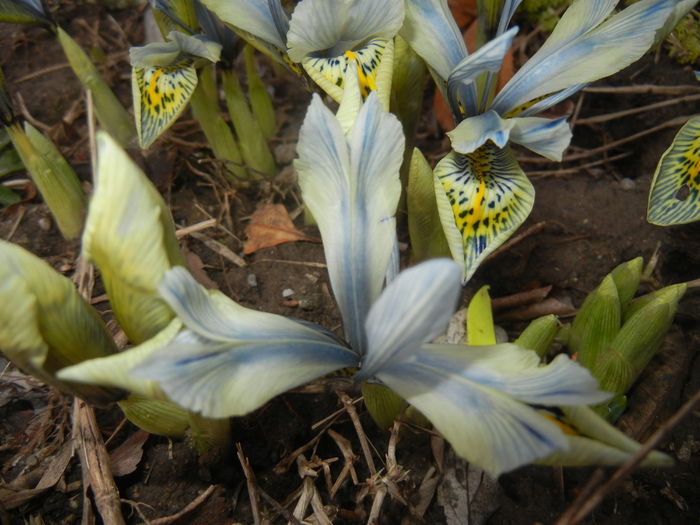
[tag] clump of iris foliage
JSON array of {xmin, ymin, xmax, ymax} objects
[{"xmin": 0, "ymin": 0, "xmax": 695, "ymax": 479}]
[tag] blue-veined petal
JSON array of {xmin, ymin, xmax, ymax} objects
[
  {"xmin": 159, "ymin": 267, "xmax": 343, "ymax": 343},
  {"xmin": 356, "ymin": 259, "xmax": 462, "ymax": 380},
  {"xmin": 447, "ymin": 27, "xmax": 517, "ymax": 119},
  {"xmin": 286, "ymin": 0, "xmax": 403, "ymax": 62},
  {"xmin": 510, "ymin": 116, "xmax": 572, "ymax": 161},
  {"xmin": 131, "ymin": 268, "xmax": 358, "ymax": 418},
  {"xmin": 434, "ymin": 145, "xmax": 535, "ymax": 283},
  {"xmin": 200, "ymin": 0, "xmax": 288, "ymax": 65},
  {"xmin": 647, "ymin": 115, "xmax": 700, "ymax": 225},
  {"xmin": 411, "ymin": 344, "xmax": 610, "ymax": 406},
  {"xmin": 447, "ymin": 110, "xmax": 514, "ymax": 154},
  {"xmin": 373, "ymin": 343, "xmax": 608, "ymax": 476},
  {"xmin": 57, "ymin": 318, "xmax": 183, "ymax": 400},
  {"xmin": 400, "ymin": 0, "xmax": 468, "ymax": 87},
  {"xmin": 492, "ymin": 0, "xmax": 674, "ymax": 116},
  {"xmin": 295, "ymin": 91, "xmax": 404, "ymax": 352}
]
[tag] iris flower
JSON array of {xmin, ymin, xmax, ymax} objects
[
  {"xmin": 401, "ymin": 0, "xmax": 680, "ymax": 282},
  {"xmin": 200, "ymin": 0, "xmax": 403, "ymax": 105},
  {"xmin": 60, "ymin": 68, "xmax": 624, "ymax": 477}
]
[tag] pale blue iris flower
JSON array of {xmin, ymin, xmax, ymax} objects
[
  {"xmin": 199, "ymin": 0, "xmax": 403, "ymax": 105},
  {"xmin": 402, "ymin": 0, "xmax": 682, "ymax": 282},
  {"xmin": 118, "ymin": 69, "xmax": 610, "ymax": 477}
]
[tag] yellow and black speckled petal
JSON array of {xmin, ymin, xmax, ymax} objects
[
  {"xmin": 434, "ymin": 144, "xmax": 535, "ymax": 282},
  {"xmin": 647, "ymin": 115, "xmax": 700, "ymax": 226},
  {"xmin": 302, "ymin": 38, "xmax": 387, "ymax": 103},
  {"xmin": 132, "ymin": 65, "xmax": 198, "ymax": 149}
]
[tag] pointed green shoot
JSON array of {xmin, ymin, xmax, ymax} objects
[
  {"xmin": 189, "ymin": 65, "xmax": 247, "ymax": 179},
  {"xmin": 6, "ymin": 122, "xmax": 86, "ymax": 239},
  {"xmin": 221, "ymin": 69, "xmax": 276, "ymax": 177},
  {"xmin": 467, "ymin": 285, "xmax": 496, "ymax": 345},
  {"xmin": 568, "ymin": 274, "xmax": 621, "ymax": 369},
  {"xmin": 56, "ymin": 27, "xmax": 136, "ymax": 147},
  {"xmin": 407, "ymin": 148, "xmax": 450, "ymax": 262},
  {"xmin": 118, "ymin": 394, "xmax": 189, "ymax": 438},
  {"xmin": 245, "ymin": 45, "xmax": 277, "ymax": 138},
  {"xmin": 609, "ymin": 257, "xmax": 643, "ymax": 308},
  {"xmin": 515, "ymin": 314, "xmax": 559, "ymax": 358}
]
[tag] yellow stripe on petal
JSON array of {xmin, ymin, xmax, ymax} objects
[
  {"xmin": 435, "ymin": 144, "xmax": 534, "ymax": 282},
  {"xmin": 302, "ymin": 38, "xmax": 388, "ymax": 102},
  {"xmin": 647, "ymin": 115, "xmax": 700, "ymax": 226},
  {"xmin": 132, "ymin": 65, "xmax": 198, "ymax": 149}
]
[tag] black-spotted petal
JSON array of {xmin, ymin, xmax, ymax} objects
[
  {"xmin": 434, "ymin": 145, "xmax": 535, "ymax": 283},
  {"xmin": 132, "ymin": 65, "xmax": 198, "ymax": 149},
  {"xmin": 302, "ymin": 37, "xmax": 393, "ymax": 103},
  {"xmin": 647, "ymin": 115, "xmax": 700, "ymax": 225}
]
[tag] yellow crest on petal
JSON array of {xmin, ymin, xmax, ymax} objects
[
  {"xmin": 435, "ymin": 144, "xmax": 534, "ymax": 282},
  {"xmin": 132, "ymin": 65, "xmax": 198, "ymax": 149},
  {"xmin": 302, "ymin": 38, "xmax": 389, "ymax": 102},
  {"xmin": 647, "ymin": 115, "xmax": 700, "ymax": 226}
]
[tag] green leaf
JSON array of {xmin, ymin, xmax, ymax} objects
[
  {"xmin": 467, "ymin": 285, "xmax": 496, "ymax": 345},
  {"xmin": 361, "ymin": 383, "xmax": 405, "ymax": 429},
  {"xmin": 221, "ymin": 68, "xmax": 276, "ymax": 177},
  {"xmin": 609, "ymin": 257, "xmax": 643, "ymax": 309},
  {"xmin": 245, "ymin": 45, "xmax": 276, "ymax": 138},
  {"xmin": 7, "ymin": 122, "xmax": 86, "ymax": 239},
  {"xmin": 189, "ymin": 65, "xmax": 247, "ymax": 179},
  {"xmin": 515, "ymin": 314, "xmax": 559, "ymax": 358},
  {"xmin": 0, "ymin": 183, "xmax": 19, "ymax": 205},
  {"xmin": 407, "ymin": 147, "xmax": 450, "ymax": 262},
  {"xmin": 56, "ymin": 27, "xmax": 136, "ymax": 147},
  {"xmin": 568, "ymin": 274, "xmax": 621, "ymax": 369}
]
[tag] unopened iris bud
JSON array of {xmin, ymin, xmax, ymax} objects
[{"xmin": 0, "ymin": 240, "xmax": 122, "ymax": 404}]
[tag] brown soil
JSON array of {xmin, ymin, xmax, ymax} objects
[{"xmin": 1, "ymin": 4, "xmax": 699, "ymax": 525}]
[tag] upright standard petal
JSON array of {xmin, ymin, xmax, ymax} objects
[
  {"xmin": 647, "ymin": 115, "xmax": 700, "ymax": 225},
  {"xmin": 434, "ymin": 145, "xmax": 535, "ymax": 283},
  {"xmin": 492, "ymin": 0, "xmax": 675, "ymax": 116},
  {"xmin": 372, "ymin": 343, "xmax": 608, "ymax": 476},
  {"xmin": 295, "ymin": 91, "xmax": 404, "ymax": 352},
  {"xmin": 83, "ymin": 133, "xmax": 185, "ymax": 343},
  {"xmin": 446, "ymin": 26, "xmax": 517, "ymax": 119},
  {"xmin": 357, "ymin": 259, "xmax": 462, "ymax": 379},
  {"xmin": 400, "ymin": 0, "xmax": 468, "ymax": 87},
  {"xmin": 286, "ymin": 0, "xmax": 403, "ymax": 62},
  {"xmin": 131, "ymin": 268, "xmax": 358, "ymax": 418},
  {"xmin": 200, "ymin": 0, "xmax": 288, "ymax": 64}
]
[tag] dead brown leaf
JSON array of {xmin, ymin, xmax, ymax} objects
[
  {"xmin": 243, "ymin": 204, "xmax": 318, "ymax": 255},
  {"xmin": 108, "ymin": 430, "xmax": 149, "ymax": 477}
]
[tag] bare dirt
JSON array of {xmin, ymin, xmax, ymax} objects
[{"xmin": 1, "ymin": 4, "xmax": 699, "ymax": 524}]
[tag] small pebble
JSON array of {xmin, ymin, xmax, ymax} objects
[
  {"xmin": 274, "ymin": 143, "xmax": 297, "ymax": 165},
  {"xmin": 299, "ymin": 298, "xmax": 313, "ymax": 310},
  {"xmin": 620, "ymin": 178, "xmax": 636, "ymax": 190},
  {"xmin": 246, "ymin": 273, "xmax": 258, "ymax": 287},
  {"xmin": 282, "ymin": 288, "xmax": 295, "ymax": 298},
  {"xmin": 38, "ymin": 217, "xmax": 51, "ymax": 231}
]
